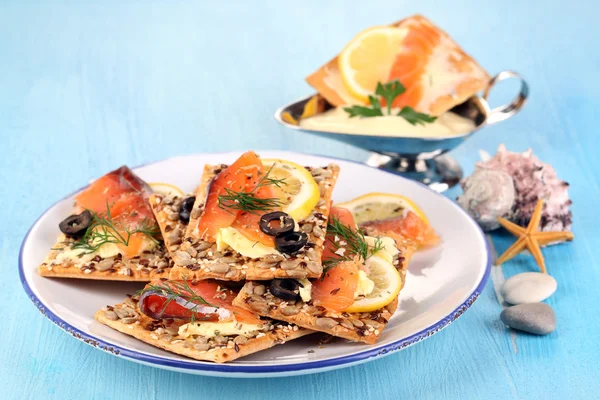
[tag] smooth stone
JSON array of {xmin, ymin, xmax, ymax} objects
[
  {"xmin": 501, "ymin": 272, "xmax": 557, "ymax": 305},
  {"xmin": 500, "ymin": 303, "xmax": 556, "ymax": 335}
]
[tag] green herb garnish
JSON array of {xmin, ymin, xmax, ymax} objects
[
  {"xmin": 396, "ymin": 106, "xmax": 437, "ymax": 125},
  {"xmin": 217, "ymin": 165, "xmax": 286, "ymax": 214},
  {"xmin": 71, "ymin": 204, "xmax": 159, "ymax": 254},
  {"xmin": 343, "ymin": 80, "xmax": 437, "ymax": 126},
  {"xmin": 322, "ymin": 216, "xmax": 385, "ymax": 273},
  {"xmin": 344, "ymin": 102, "xmax": 384, "ymax": 118},
  {"xmin": 137, "ymin": 280, "xmax": 217, "ymax": 322},
  {"xmin": 376, "ymin": 80, "xmax": 405, "ymax": 114}
]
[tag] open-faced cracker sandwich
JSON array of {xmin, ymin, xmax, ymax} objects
[
  {"xmin": 233, "ymin": 206, "xmax": 421, "ymax": 344},
  {"xmin": 306, "ymin": 14, "xmax": 490, "ymax": 116},
  {"xmin": 169, "ymin": 151, "xmax": 340, "ymax": 281},
  {"xmin": 38, "ymin": 166, "xmax": 171, "ymax": 281},
  {"xmin": 95, "ymin": 279, "xmax": 312, "ymax": 363}
]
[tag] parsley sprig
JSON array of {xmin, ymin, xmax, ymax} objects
[
  {"xmin": 322, "ymin": 217, "xmax": 385, "ymax": 271},
  {"xmin": 71, "ymin": 204, "xmax": 159, "ymax": 254},
  {"xmin": 137, "ymin": 280, "xmax": 217, "ymax": 323},
  {"xmin": 343, "ymin": 80, "xmax": 437, "ymax": 126},
  {"xmin": 217, "ymin": 165, "xmax": 287, "ymax": 214}
]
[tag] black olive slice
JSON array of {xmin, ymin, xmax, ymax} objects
[
  {"xmin": 275, "ymin": 231, "xmax": 308, "ymax": 254},
  {"xmin": 181, "ymin": 196, "xmax": 195, "ymax": 212},
  {"xmin": 219, "ymin": 280, "xmax": 245, "ymax": 291},
  {"xmin": 269, "ymin": 279, "xmax": 300, "ymax": 301},
  {"xmin": 179, "ymin": 211, "xmax": 190, "ymax": 224},
  {"xmin": 259, "ymin": 211, "xmax": 295, "ymax": 237},
  {"xmin": 179, "ymin": 196, "xmax": 196, "ymax": 224},
  {"xmin": 59, "ymin": 210, "xmax": 92, "ymax": 238}
]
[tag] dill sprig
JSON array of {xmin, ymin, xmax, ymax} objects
[
  {"xmin": 322, "ymin": 216, "xmax": 385, "ymax": 272},
  {"xmin": 71, "ymin": 204, "xmax": 160, "ymax": 254},
  {"xmin": 137, "ymin": 280, "xmax": 217, "ymax": 323},
  {"xmin": 218, "ymin": 189, "xmax": 281, "ymax": 214},
  {"xmin": 217, "ymin": 165, "xmax": 286, "ymax": 214}
]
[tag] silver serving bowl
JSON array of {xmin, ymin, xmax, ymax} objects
[{"xmin": 275, "ymin": 71, "xmax": 529, "ymax": 191}]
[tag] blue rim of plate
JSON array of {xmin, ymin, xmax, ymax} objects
[{"xmin": 19, "ymin": 152, "xmax": 492, "ymax": 375}]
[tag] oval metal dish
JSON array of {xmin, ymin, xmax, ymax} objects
[{"xmin": 275, "ymin": 70, "xmax": 529, "ymax": 191}]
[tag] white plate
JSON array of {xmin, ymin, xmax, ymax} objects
[{"xmin": 19, "ymin": 151, "xmax": 490, "ymax": 378}]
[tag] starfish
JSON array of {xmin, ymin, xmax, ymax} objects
[{"xmin": 495, "ymin": 199, "xmax": 574, "ymax": 273}]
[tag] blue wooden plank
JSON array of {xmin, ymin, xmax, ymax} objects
[{"xmin": 1, "ymin": 0, "xmax": 599, "ymax": 399}]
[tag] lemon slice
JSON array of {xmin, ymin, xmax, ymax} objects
[
  {"xmin": 336, "ymin": 192, "xmax": 428, "ymax": 224},
  {"xmin": 338, "ymin": 26, "xmax": 407, "ymax": 102},
  {"xmin": 149, "ymin": 182, "xmax": 184, "ymax": 197},
  {"xmin": 262, "ymin": 159, "xmax": 320, "ymax": 221},
  {"xmin": 344, "ymin": 254, "xmax": 402, "ymax": 313}
]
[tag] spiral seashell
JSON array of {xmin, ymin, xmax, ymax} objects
[
  {"xmin": 459, "ymin": 144, "xmax": 572, "ymax": 233},
  {"xmin": 457, "ymin": 169, "xmax": 516, "ymax": 231}
]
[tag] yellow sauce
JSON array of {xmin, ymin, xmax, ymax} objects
[
  {"xmin": 54, "ymin": 236, "xmax": 157, "ymax": 266},
  {"xmin": 215, "ymin": 227, "xmax": 280, "ymax": 259},
  {"xmin": 354, "ymin": 270, "xmax": 375, "ymax": 298},
  {"xmin": 299, "ymin": 107, "xmax": 475, "ymax": 137},
  {"xmin": 178, "ymin": 321, "xmax": 263, "ymax": 338}
]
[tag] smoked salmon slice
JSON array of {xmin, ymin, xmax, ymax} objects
[
  {"xmin": 321, "ymin": 206, "xmax": 357, "ymax": 261},
  {"xmin": 75, "ymin": 166, "xmax": 152, "ymax": 215},
  {"xmin": 197, "ymin": 151, "xmax": 280, "ymax": 246},
  {"xmin": 108, "ymin": 192, "xmax": 155, "ymax": 228},
  {"xmin": 229, "ymin": 167, "xmax": 279, "ymax": 247},
  {"xmin": 361, "ymin": 210, "xmax": 440, "ymax": 248},
  {"xmin": 311, "ymin": 206, "xmax": 361, "ymax": 311},
  {"xmin": 231, "ymin": 212, "xmax": 276, "ymax": 247},
  {"xmin": 305, "ymin": 15, "xmax": 491, "ymax": 116},
  {"xmin": 73, "ymin": 166, "xmax": 158, "ymax": 257},
  {"xmin": 196, "ymin": 151, "xmax": 265, "ymax": 241},
  {"xmin": 139, "ymin": 280, "xmax": 262, "ymax": 324},
  {"xmin": 387, "ymin": 18, "xmax": 440, "ymax": 110},
  {"xmin": 311, "ymin": 260, "xmax": 360, "ymax": 312}
]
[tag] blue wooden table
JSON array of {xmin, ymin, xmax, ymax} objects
[{"xmin": 2, "ymin": 1, "xmax": 598, "ymax": 399}]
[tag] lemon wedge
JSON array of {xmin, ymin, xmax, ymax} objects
[
  {"xmin": 344, "ymin": 254, "xmax": 402, "ymax": 313},
  {"xmin": 336, "ymin": 192, "xmax": 428, "ymax": 224},
  {"xmin": 149, "ymin": 182, "xmax": 184, "ymax": 197},
  {"xmin": 262, "ymin": 159, "xmax": 320, "ymax": 222},
  {"xmin": 338, "ymin": 26, "xmax": 407, "ymax": 102}
]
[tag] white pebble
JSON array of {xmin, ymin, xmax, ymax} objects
[{"xmin": 501, "ymin": 272, "xmax": 557, "ymax": 305}]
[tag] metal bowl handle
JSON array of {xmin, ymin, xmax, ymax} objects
[{"xmin": 483, "ymin": 70, "xmax": 529, "ymax": 125}]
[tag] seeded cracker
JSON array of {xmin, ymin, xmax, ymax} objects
[
  {"xmin": 169, "ymin": 163, "xmax": 340, "ymax": 281},
  {"xmin": 149, "ymin": 193, "xmax": 189, "ymax": 259},
  {"xmin": 94, "ymin": 296, "xmax": 312, "ymax": 363},
  {"xmin": 38, "ymin": 234, "xmax": 171, "ymax": 281},
  {"xmin": 232, "ymin": 238, "xmax": 417, "ymax": 344},
  {"xmin": 37, "ymin": 192, "xmax": 186, "ymax": 281}
]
